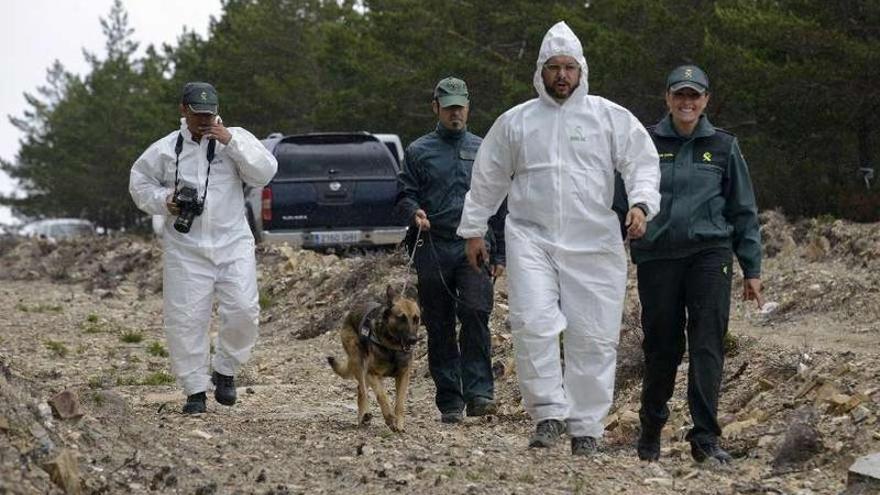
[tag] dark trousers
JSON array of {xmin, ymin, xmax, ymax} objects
[
  {"xmin": 415, "ymin": 236, "xmax": 494, "ymax": 414},
  {"xmin": 637, "ymin": 247, "xmax": 732, "ymax": 443}
]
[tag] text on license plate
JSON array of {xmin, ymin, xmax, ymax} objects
[{"xmin": 312, "ymin": 231, "xmax": 361, "ymax": 245}]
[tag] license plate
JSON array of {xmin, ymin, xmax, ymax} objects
[{"xmin": 311, "ymin": 231, "xmax": 361, "ymax": 245}]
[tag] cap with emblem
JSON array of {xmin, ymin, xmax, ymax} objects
[
  {"xmin": 433, "ymin": 77, "xmax": 469, "ymax": 108},
  {"xmin": 181, "ymin": 82, "xmax": 219, "ymax": 114},
  {"xmin": 666, "ymin": 65, "xmax": 709, "ymax": 94}
]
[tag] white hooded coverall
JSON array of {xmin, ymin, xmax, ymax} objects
[
  {"xmin": 457, "ymin": 22, "xmax": 661, "ymax": 438},
  {"xmin": 130, "ymin": 119, "xmax": 277, "ymax": 396}
]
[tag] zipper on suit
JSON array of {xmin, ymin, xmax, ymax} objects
[{"xmin": 555, "ymin": 106, "xmax": 564, "ymax": 238}]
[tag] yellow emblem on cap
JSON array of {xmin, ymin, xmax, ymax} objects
[
  {"xmin": 684, "ymin": 68, "xmax": 693, "ymax": 79},
  {"xmin": 703, "ymin": 152, "xmax": 712, "ymax": 162},
  {"xmin": 200, "ymin": 91, "xmax": 207, "ymax": 101}
]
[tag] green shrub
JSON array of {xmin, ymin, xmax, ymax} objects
[
  {"xmin": 17, "ymin": 303, "xmax": 62, "ymax": 313},
  {"xmin": 147, "ymin": 341, "xmax": 169, "ymax": 357},
  {"xmin": 81, "ymin": 313, "xmax": 105, "ymax": 334},
  {"xmin": 141, "ymin": 372, "xmax": 175, "ymax": 386},
  {"xmin": 88, "ymin": 376, "xmax": 106, "ymax": 389},
  {"xmin": 120, "ymin": 331, "xmax": 144, "ymax": 344},
  {"xmin": 116, "ymin": 376, "xmax": 140, "ymax": 386},
  {"xmin": 259, "ymin": 289, "xmax": 274, "ymax": 309},
  {"xmin": 45, "ymin": 340, "xmax": 68, "ymax": 357}
]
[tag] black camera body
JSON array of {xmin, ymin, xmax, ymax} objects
[{"xmin": 173, "ymin": 186, "xmax": 204, "ymax": 233}]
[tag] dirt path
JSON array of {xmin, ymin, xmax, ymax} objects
[
  {"xmin": 1, "ymin": 218, "xmax": 880, "ymax": 494},
  {"xmin": 2, "ymin": 270, "xmax": 878, "ymax": 495}
]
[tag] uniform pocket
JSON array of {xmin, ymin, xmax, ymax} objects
[
  {"xmin": 459, "ymin": 149, "xmax": 477, "ymax": 161},
  {"xmin": 695, "ymin": 163, "xmax": 723, "ymax": 177}
]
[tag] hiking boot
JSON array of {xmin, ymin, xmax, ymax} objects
[
  {"xmin": 528, "ymin": 419, "xmax": 566, "ymax": 448},
  {"xmin": 637, "ymin": 427, "xmax": 661, "ymax": 461},
  {"xmin": 182, "ymin": 392, "xmax": 206, "ymax": 414},
  {"xmin": 440, "ymin": 411, "xmax": 463, "ymax": 424},
  {"xmin": 690, "ymin": 440, "xmax": 733, "ymax": 464},
  {"xmin": 466, "ymin": 397, "xmax": 497, "ymax": 417},
  {"xmin": 211, "ymin": 371, "xmax": 237, "ymax": 406},
  {"xmin": 571, "ymin": 436, "xmax": 599, "ymax": 456}
]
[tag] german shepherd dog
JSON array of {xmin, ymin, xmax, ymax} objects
[{"xmin": 327, "ymin": 285, "xmax": 420, "ymax": 432}]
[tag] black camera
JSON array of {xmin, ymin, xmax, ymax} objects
[{"xmin": 172, "ymin": 186, "xmax": 204, "ymax": 233}]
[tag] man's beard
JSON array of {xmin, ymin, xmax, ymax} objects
[{"xmin": 545, "ymin": 80, "xmax": 579, "ymax": 100}]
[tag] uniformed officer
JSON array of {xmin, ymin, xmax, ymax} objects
[
  {"xmin": 395, "ymin": 77, "xmax": 507, "ymax": 424},
  {"xmin": 627, "ymin": 65, "xmax": 763, "ymax": 463}
]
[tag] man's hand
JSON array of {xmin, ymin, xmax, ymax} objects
[
  {"xmin": 413, "ymin": 209, "xmax": 431, "ymax": 231},
  {"xmin": 491, "ymin": 264, "xmax": 506, "ymax": 278},
  {"xmin": 199, "ymin": 116, "xmax": 232, "ymax": 145},
  {"xmin": 465, "ymin": 237, "xmax": 489, "ymax": 273},
  {"xmin": 743, "ymin": 278, "xmax": 764, "ymax": 309},
  {"xmin": 165, "ymin": 192, "xmax": 180, "ymax": 215},
  {"xmin": 625, "ymin": 206, "xmax": 647, "ymax": 239}
]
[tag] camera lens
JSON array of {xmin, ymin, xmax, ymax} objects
[
  {"xmin": 172, "ymin": 186, "xmax": 200, "ymax": 234},
  {"xmin": 174, "ymin": 211, "xmax": 195, "ymax": 233}
]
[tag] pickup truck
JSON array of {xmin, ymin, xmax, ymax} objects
[{"xmin": 256, "ymin": 132, "xmax": 407, "ymax": 248}]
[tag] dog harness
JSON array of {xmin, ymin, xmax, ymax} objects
[{"xmin": 357, "ymin": 303, "xmax": 413, "ymax": 375}]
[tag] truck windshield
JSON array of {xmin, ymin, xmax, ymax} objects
[{"xmin": 274, "ymin": 139, "xmax": 396, "ymax": 180}]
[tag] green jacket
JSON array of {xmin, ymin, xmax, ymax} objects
[
  {"xmin": 625, "ymin": 114, "xmax": 762, "ymax": 278},
  {"xmin": 395, "ymin": 124, "xmax": 507, "ymax": 265}
]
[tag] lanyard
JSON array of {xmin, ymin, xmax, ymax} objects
[{"xmin": 173, "ymin": 132, "xmax": 214, "ymax": 204}]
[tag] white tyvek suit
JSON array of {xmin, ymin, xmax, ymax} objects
[
  {"xmin": 130, "ymin": 119, "xmax": 277, "ymax": 396},
  {"xmin": 457, "ymin": 22, "xmax": 660, "ymax": 438}
]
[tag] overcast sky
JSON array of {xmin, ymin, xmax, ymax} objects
[{"xmin": 0, "ymin": 0, "xmax": 222, "ymax": 226}]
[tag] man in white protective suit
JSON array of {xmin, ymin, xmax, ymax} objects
[
  {"xmin": 130, "ymin": 82, "xmax": 277, "ymax": 414},
  {"xmin": 457, "ymin": 22, "xmax": 661, "ymax": 455}
]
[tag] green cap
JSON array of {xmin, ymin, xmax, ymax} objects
[
  {"xmin": 433, "ymin": 77, "xmax": 469, "ymax": 107},
  {"xmin": 666, "ymin": 65, "xmax": 709, "ymax": 94},
  {"xmin": 181, "ymin": 82, "xmax": 219, "ymax": 114}
]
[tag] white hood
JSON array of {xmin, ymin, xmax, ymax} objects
[
  {"xmin": 458, "ymin": 20, "xmax": 660, "ymax": 245},
  {"xmin": 533, "ymin": 21, "xmax": 589, "ymax": 103}
]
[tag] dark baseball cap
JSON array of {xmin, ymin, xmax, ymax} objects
[
  {"xmin": 433, "ymin": 77, "xmax": 469, "ymax": 107},
  {"xmin": 666, "ymin": 65, "xmax": 709, "ymax": 94},
  {"xmin": 181, "ymin": 82, "xmax": 219, "ymax": 114}
]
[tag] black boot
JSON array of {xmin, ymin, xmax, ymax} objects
[
  {"xmin": 440, "ymin": 411, "xmax": 463, "ymax": 424},
  {"xmin": 690, "ymin": 440, "xmax": 733, "ymax": 464},
  {"xmin": 212, "ymin": 372, "xmax": 237, "ymax": 406},
  {"xmin": 182, "ymin": 392, "xmax": 206, "ymax": 414},
  {"xmin": 637, "ymin": 425, "xmax": 662, "ymax": 461},
  {"xmin": 571, "ymin": 436, "xmax": 599, "ymax": 456},
  {"xmin": 528, "ymin": 419, "xmax": 566, "ymax": 448},
  {"xmin": 466, "ymin": 397, "xmax": 497, "ymax": 417}
]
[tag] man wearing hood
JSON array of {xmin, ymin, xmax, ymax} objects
[
  {"xmin": 397, "ymin": 77, "xmax": 507, "ymax": 424},
  {"xmin": 130, "ymin": 82, "xmax": 277, "ymax": 414},
  {"xmin": 457, "ymin": 22, "xmax": 660, "ymax": 455}
]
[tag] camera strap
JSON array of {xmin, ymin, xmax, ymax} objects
[{"xmin": 173, "ymin": 132, "xmax": 214, "ymax": 205}]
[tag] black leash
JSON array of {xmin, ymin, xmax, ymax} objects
[
  {"xmin": 400, "ymin": 227, "xmax": 422, "ymax": 296},
  {"xmin": 425, "ymin": 231, "xmax": 496, "ymax": 306},
  {"xmin": 420, "ymin": 231, "xmax": 495, "ymax": 339}
]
